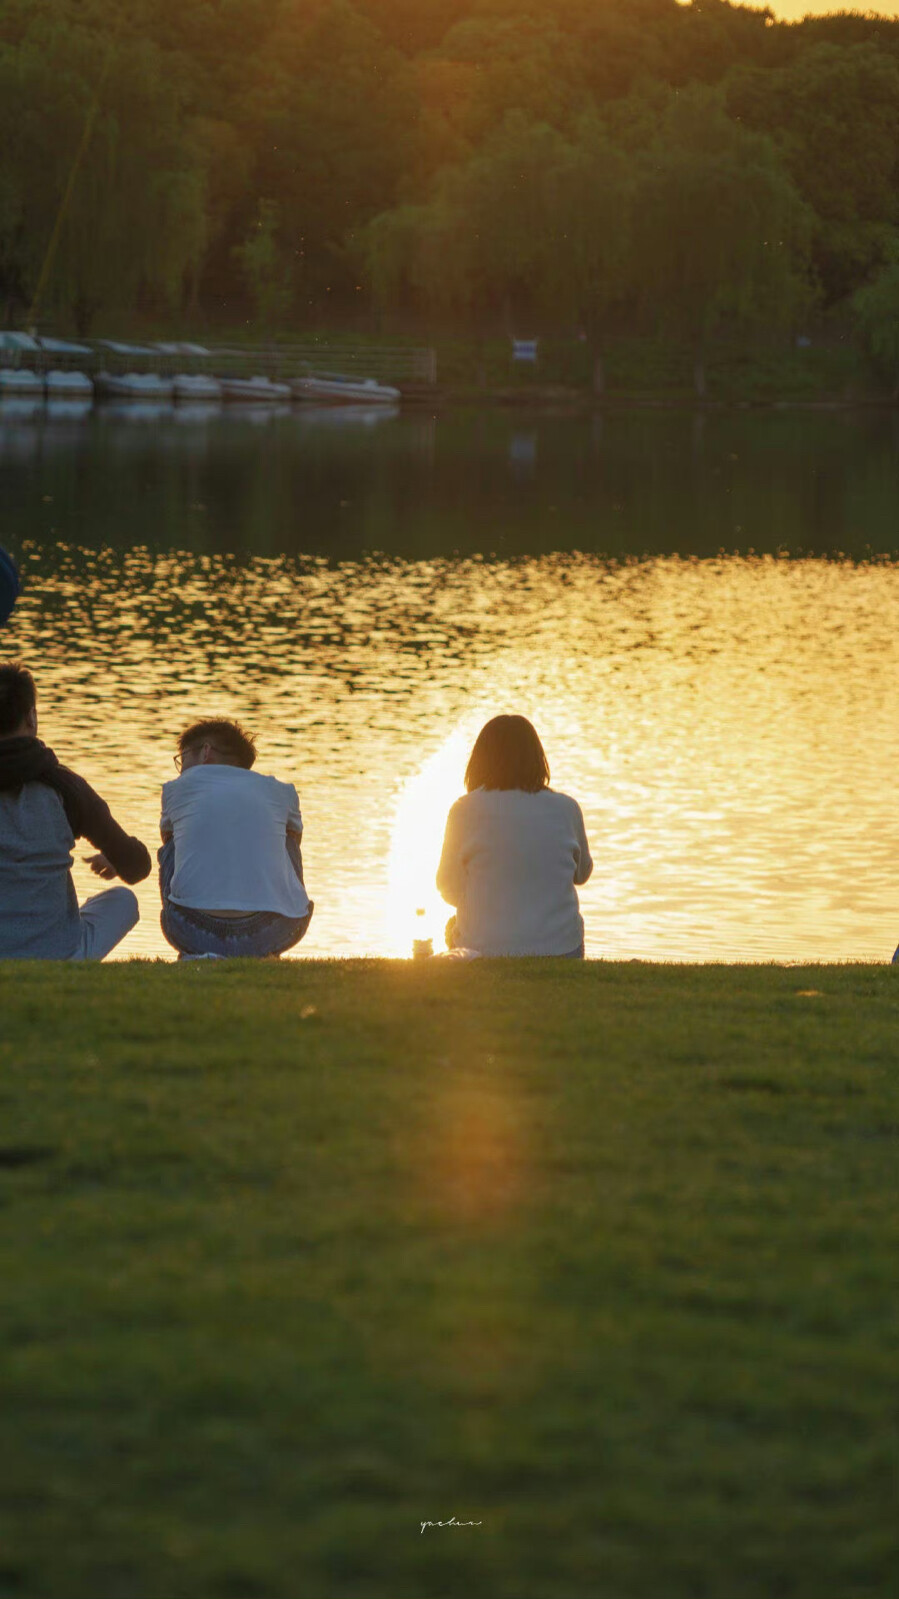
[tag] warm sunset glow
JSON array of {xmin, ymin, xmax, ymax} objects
[
  {"xmin": 384, "ymin": 727, "xmax": 473, "ymax": 957},
  {"xmin": 415, "ymin": 1080, "xmax": 527, "ymax": 1224},
  {"xmin": 737, "ymin": 0, "xmax": 899, "ymax": 15},
  {"xmin": 9, "ymin": 535, "xmax": 899, "ymax": 964}
]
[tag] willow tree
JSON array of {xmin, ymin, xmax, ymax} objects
[
  {"xmin": 361, "ymin": 110, "xmax": 633, "ymax": 385},
  {"xmin": 0, "ymin": 13, "xmax": 206, "ymax": 329},
  {"xmin": 553, "ymin": 115, "xmax": 634, "ymax": 393},
  {"xmin": 727, "ymin": 43, "xmax": 899, "ymax": 304},
  {"xmin": 631, "ymin": 85, "xmax": 812, "ymax": 395},
  {"xmin": 853, "ymin": 259, "xmax": 899, "ymax": 400},
  {"xmin": 243, "ymin": 0, "xmax": 417, "ymax": 314}
]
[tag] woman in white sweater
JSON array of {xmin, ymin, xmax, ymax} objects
[{"xmin": 436, "ymin": 715, "xmax": 593, "ymax": 957}]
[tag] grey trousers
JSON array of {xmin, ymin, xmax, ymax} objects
[{"xmin": 70, "ymin": 887, "xmax": 140, "ymax": 961}]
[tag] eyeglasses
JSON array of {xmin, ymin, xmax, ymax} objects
[{"xmin": 173, "ymin": 742, "xmax": 221, "ymax": 772}]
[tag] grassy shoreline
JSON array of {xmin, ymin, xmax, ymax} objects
[{"xmin": 3, "ymin": 960, "xmax": 897, "ymax": 1598}]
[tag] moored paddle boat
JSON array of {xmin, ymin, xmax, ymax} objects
[
  {"xmin": 220, "ymin": 375, "xmax": 291, "ymax": 403},
  {"xmin": 172, "ymin": 373, "xmax": 222, "ymax": 403},
  {"xmin": 290, "ymin": 372, "xmax": 401, "ymax": 405},
  {"xmin": 37, "ymin": 338, "xmax": 93, "ymax": 400},
  {"xmin": 94, "ymin": 371, "xmax": 175, "ymax": 401},
  {"xmin": 0, "ymin": 368, "xmax": 43, "ymax": 396},
  {"xmin": 44, "ymin": 370, "xmax": 93, "ymax": 398}
]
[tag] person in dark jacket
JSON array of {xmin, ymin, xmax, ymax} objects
[{"xmin": 0, "ymin": 662, "xmax": 151, "ymax": 959}]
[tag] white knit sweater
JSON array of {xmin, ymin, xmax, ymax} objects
[{"xmin": 436, "ymin": 787, "xmax": 593, "ymax": 956}]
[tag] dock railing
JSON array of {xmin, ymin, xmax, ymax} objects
[
  {"xmin": 3, "ymin": 336, "xmax": 438, "ymax": 387},
  {"xmin": 202, "ymin": 343, "xmax": 437, "ymax": 386}
]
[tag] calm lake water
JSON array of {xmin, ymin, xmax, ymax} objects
[{"xmin": 3, "ymin": 399, "xmax": 899, "ymax": 962}]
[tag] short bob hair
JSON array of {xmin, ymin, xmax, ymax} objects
[
  {"xmin": 0, "ymin": 661, "xmax": 36, "ymax": 737},
  {"xmin": 177, "ymin": 718, "xmax": 256, "ymax": 770},
  {"xmin": 465, "ymin": 714, "xmax": 550, "ymax": 794}
]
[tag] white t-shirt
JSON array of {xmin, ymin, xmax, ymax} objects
[
  {"xmin": 160, "ymin": 765, "xmax": 310, "ymax": 917},
  {"xmin": 436, "ymin": 787, "xmax": 593, "ymax": 956}
]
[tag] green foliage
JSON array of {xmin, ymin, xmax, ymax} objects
[
  {"xmin": 852, "ymin": 258, "xmax": 899, "ymax": 390},
  {"xmin": 3, "ymin": 0, "xmax": 899, "ymax": 349},
  {"xmin": 631, "ymin": 86, "xmax": 813, "ymax": 344},
  {"xmin": 727, "ymin": 44, "xmax": 899, "ymax": 302},
  {"xmin": 232, "ymin": 199, "xmax": 294, "ymax": 326},
  {"xmin": 244, "ymin": 0, "xmax": 418, "ymax": 310},
  {"xmin": 362, "ymin": 110, "xmax": 633, "ymax": 335},
  {"xmin": 0, "ymin": 10, "xmax": 205, "ymax": 328}
]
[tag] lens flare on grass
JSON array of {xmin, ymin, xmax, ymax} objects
[
  {"xmin": 430, "ymin": 1082, "xmax": 526, "ymax": 1223},
  {"xmin": 383, "ymin": 727, "xmax": 473, "ymax": 957}
]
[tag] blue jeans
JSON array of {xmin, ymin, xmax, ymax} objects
[{"xmin": 159, "ymin": 836, "xmax": 313, "ymax": 958}]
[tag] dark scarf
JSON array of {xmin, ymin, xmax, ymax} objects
[
  {"xmin": 0, "ymin": 735, "xmax": 61, "ymax": 790},
  {"xmin": 0, "ymin": 737, "xmax": 77, "ymax": 830}
]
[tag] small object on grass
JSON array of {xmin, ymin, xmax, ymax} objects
[
  {"xmin": 0, "ymin": 545, "xmax": 20, "ymax": 628},
  {"xmin": 412, "ymin": 906, "xmax": 433, "ymax": 960}
]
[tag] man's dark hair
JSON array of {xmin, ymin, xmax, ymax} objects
[
  {"xmin": 0, "ymin": 662, "xmax": 36, "ymax": 737},
  {"xmin": 178, "ymin": 718, "xmax": 257, "ymax": 769}
]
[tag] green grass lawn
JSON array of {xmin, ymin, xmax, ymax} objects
[{"xmin": 2, "ymin": 960, "xmax": 897, "ymax": 1599}]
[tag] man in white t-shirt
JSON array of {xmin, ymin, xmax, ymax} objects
[{"xmin": 158, "ymin": 718, "xmax": 313, "ymax": 959}]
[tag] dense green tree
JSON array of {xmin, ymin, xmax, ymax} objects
[
  {"xmin": 354, "ymin": 0, "xmax": 470, "ymax": 53},
  {"xmin": 0, "ymin": 13, "xmax": 205, "ymax": 329},
  {"xmin": 559, "ymin": 116, "xmax": 635, "ymax": 393},
  {"xmin": 435, "ymin": 13, "xmax": 590, "ymax": 141},
  {"xmin": 242, "ymin": 0, "xmax": 417, "ymax": 315},
  {"xmin": 232, "ymin": 199, "xmax": 295, "ymax": 324},
  {"xmin": 727, "ymin": 44, "xmax": 899, "ymax": 301},
  {"xmin": 362, "ymin": 107, "xmax": 633, "ymax": 391},
  {"xmin": 852, "ymin": 258, "xmax": 899, "ymax": 397},
  {"xmin": 631, "ymin": 86, "xmax": 812, "ymax": 393},
  {"xmin": 3, "ymin": 0, "xmax": 899, "ymax": 343}
]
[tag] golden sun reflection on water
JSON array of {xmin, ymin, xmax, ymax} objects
[
  {"xmin": 384, "ymin": 727, "xmax": 473, "ymax": 956},
  {"xmin": 7, "ymin": 546, "xmax": 899, "ymax": 962}
]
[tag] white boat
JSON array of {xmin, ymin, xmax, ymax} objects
[
  {"xmin": 220, "ymin": 375, "xmax": 291, "ymax": 403},
  {"xmin": 94, "ymin": 371, "xmax": 175, "ymax": 401},
  {"xmin": 0, "ymin": 331, "xmax": 40, "ymax": 357},
  {"xmin": 44, "ymin": 370, "xmax": 93, "ymax": 398},
  {"xmin": 291, "ymin": 373, "xmax": 401, "ymax": 405},
  {"xmin": 0, "ymin": 368, "xmax": 43, "ymax": 396},
  {"xmin": 155, "ymin": 341, "xmax": 212, "ymax": 358},
  {"xmin": 172, "ymin": 373, "xmax": 222, "ymax": 403},
  {"xmin": 96, "ymin": 339, "xmax": 157, "ymax": 358},
  {"xmin": 38, "ymin": 338, "xmax": 93, "ymax": 399},
  {"xmin": 37, "ymin": 335, "xmax": 91, "ymax": 359}
]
